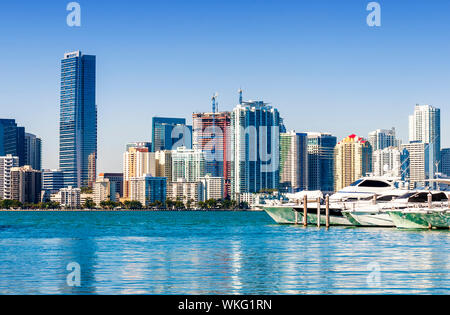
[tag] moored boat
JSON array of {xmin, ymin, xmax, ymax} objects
[
  {"xmin": 263, "ymin": 204, "xmax": 297, "ymax": 224},
  {"xmin": 388, "ymin": 208, "xmax": 450, "ymax": 229}
]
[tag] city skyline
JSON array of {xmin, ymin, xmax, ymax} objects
[{"xmin": 0, "ymin": 1, "xmax": 449, "ymax": 173}]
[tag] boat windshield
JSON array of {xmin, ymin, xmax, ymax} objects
[
  {"xmin": 397, "ymin": 192, "xmax": 418, "ymax": 199},
  {"xmin": 358, "ymin": 180, "xmax": 391, "ymax": 188},
  {"xmin": 377, "ymin": 195, "xmax": 398, "ymax": 202},
  {"xmin": 408, "ymin": 193, "xmax": 429, "ymax": 203},
  {"xmin": 432, "ymin": 193, "xmax": 448, "ymax": 202},
  {"xmin": 350, "ymin": 179, "xmax": 364, "ymax": 186}
]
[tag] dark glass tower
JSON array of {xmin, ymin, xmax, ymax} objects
[
  {"xmin": 0, "ymin": 119, "xmax": 26, "ymax": 166},
  {"xmin": 151, "ymin": 117, "xmax": 192, "ymax": 152},
  {"xmin": 59, "ymin": 51, "xmax": 97, "ymax": 188}
]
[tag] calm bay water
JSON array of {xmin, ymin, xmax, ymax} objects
[{"xmin": 0, "ymin": 211, "xmax": 448, "ymax": 295}]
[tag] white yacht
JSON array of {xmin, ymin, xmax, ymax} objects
[
  {"xmin": 264, "ymin": 175, "xmax": 406, "ymax": 226},
  {"xmin": 343, "ymin": 190, "xmax": 449, "ymax": 227},
  {"xmin": 330, "ymin": 176, "xmax": 404, "ymax": 202}
]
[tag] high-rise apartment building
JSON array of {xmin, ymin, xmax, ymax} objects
[
  {"xmin": 368, "ymin": 128, "xmax": 399, "ymax": 151},
  {"xmin": 334, "ymin": 134, "xmax": 372, "ymax": 192},
  {"xmin": 42, "ymin": 169, "xmax": 65, "ymax": 194},
  {"xmin": 0, "ymin": 119, "xmax": 26, "ymax": 166},
  {"xmin": 52, "ymin": 186, "xmax": 81, "ymax": 208},
  {"xmin": 373, "ymin": 147, "xmax": 404, "ymax": 177},
  {"xmin": 152, "ymin": 117, "xmax": 192, "ymax": 152},
  {"xmin": 155, "ymin": 150, "xmax": 173, "ymax": 182},
  {"xmin": 172, "ymin": 147, "xmax": 205, "ymax": 182},
  {"xmin": 198, "ymin": 175, "xmax": 224, "ymax": 201},
  {"xmin": 409, "ymin": 105, "xmax": 440, "ymax": 172},
  {"xmin": 307, "ymin": 132, "xmax": 337, "ymax": 194},
  {"xmin": 123, "ymin": 146, "xmax": 156, "ymax": 199},
  {"xmin": 10, "ymin": 166, "xmax": 42, "ymax": 204},
  {"xmin": 401, "ymin": 141, "xmax": 433, "ymax": 188},
  {"xmin": 98, "ymin": 173, "xmax": 123, "ymax": 199},
  {"xmin": 129, "ymin": 175, "xmax": 167, "ymax": 206},
  {"xmin": 279, "ymin": 131, "xmax": 308, "ymax": 193},
  {"xmin": 231, "ymin": 101, "xmax": 281, "ymax": 198},
  {"xmin": 126, "ymin": 142, "xmax": 152, "ymax": 151},
  {"xmin": 167, "ymin": 179, "xmax": 200, "ymax": 205},
  {"xmin": 87, "ymin": 152, "xmax": 96, "ymax": 188},
  {"xmin": 0, "ymin": 155, "xmax": 19, "ymax": 200},
  {"xmin": 25, "ymin": 133, "xmax": 42, "ymax": 171},
  {"xmin": 59, "ymin": 51, "xmax": 97, "ymax": 188},
  {"xmin": 192, "ymin": 111, "xmax": 231, "ymax": 197},
  {"xmin": 93, "ymin": 177, "xmax": 118, "ymax": 206},
  {"xmin": 441, "ymin": 148, "xmax": 450, "ymax": 177}
]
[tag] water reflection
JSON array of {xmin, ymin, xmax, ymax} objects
[{"xmin": 0, "ymin": 211, "xmax": 448, "ymax": 294}]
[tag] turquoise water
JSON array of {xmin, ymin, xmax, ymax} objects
[{"xmin": 0, "ymin": 211, "xmax": 448, "ymax": 295}]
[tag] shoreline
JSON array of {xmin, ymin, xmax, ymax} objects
[{"xmin": 0, "ymin": 209, "xmax": 263, "ymax": 212}]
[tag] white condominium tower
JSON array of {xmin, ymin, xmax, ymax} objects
[
  {"xmin": 0, "ymin": 155, "xmax": 19, "ymax": 200},
  {"xmin": 368, "ymin": 128, "xmax": 399, "ymax": 151},
  {"xmin": 171, "ymin": 147, "xmax": 205, "ymax": 183},
  {"xmin": 231, "ymin": 100, "xmax": 282, "ymax": 199},
  {"xmin": 279, "ymin": 131, "xmax": 308, "ymax": 193},
  {"xmin": 334, "ymin": 135, "xmax": 372, "ymax": 192},
  {"xmin": 408, "ymin": 105, "xmax": 441, "ymax": 169},
  {"xmin": 123, "ymin": 145, "xmax": 156, "ymax": 199}
]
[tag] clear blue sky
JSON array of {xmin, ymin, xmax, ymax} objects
[{"xmin": 0, "ymin": 0, "xmax": 449, "ymax": 172}]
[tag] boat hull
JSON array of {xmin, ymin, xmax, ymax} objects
[
  {"xmin": 263, "ymin": 206, "xmax": 297, "ymax": 224},
  {"xmin": 264, "ymin": 206, "xmax": 352, "ymax": 226},
  {"xmin": 418, "ymin": 212, "xmax": 450, "ymax": 229},
  {"xmin": 388, "ymin": 211, "xmax": 430, "ymax": 229},
  {"xmin": 347, "ymin": 212, "xmax": 394, "ymax": 227}
]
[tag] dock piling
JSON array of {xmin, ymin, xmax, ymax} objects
[
  {"xmin": 326, "ymin": 194, "xmax": 330, "ymax": 228},
  {"xmin": 303, "ymin": 195, "xmax": 308, "ymax": 226},
  {"xmin": 317, "ymin": 198, "xmax": 321, "ymax": 227}
]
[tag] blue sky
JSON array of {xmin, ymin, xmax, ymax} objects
[{"xmin": 0, "ymin": 0, "xmax": 449, "ymax": 172}]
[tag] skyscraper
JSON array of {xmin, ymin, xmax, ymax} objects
[
  {"xmin": 42, "ymin": 169, "xmax": 65, "ymax": 194},
  {"xmin": 97, "ymin": 173, "xmax": 124, "ymax": 199},
  {"xmin": 25, "ymin": 133, "xmax": 42, "ymax": 171},
  {"xmin": 334, "ymin": 134, "xmax": 372, "ymax": 192},
  {"xmin": 409, "ymin": 105, "xmax": 441, "ymax": 172},
  {"xmin": 231, "ymin": 100, "xmax": 281, "ymax": 198},
  {"xmin": 171, "ymin": 147, "xmax": 205, "ymax": 182},
  {"xmin": 0, "ymin": 119, "xmax": 26, "ymax": 166},
  {"xmin": 10, "ymin": 166, "xmax": 42, "ymax": 204},
  {"xmin": 441, "ymin": 148, "xmax": 450, "ymax": 177},
  {"xmin": 129, "ymin": 175, "xmax": 167, "ymax": 206},
  {"xmin": 368, "ymin": 128, "xmax": 399, "ymax": 151},
  {"xmin": 192, "ymin": 111, "xmax": 231, "ymax": 197},
  {"xmin": 0, "ymin": 155, "xmax": 19, "ymax": 200},
  {"xmin": 59, "ymin": 51, "xmax": 97, "ymax": 188},
  {"xmin": 279, "ymin": 131, "xmax": 308, "ymax": 193},
  {"xmin": 307, "ymin": 132, "xmax": 337, "ymax": 194},
  {"xmin": 152, "ymin": 117, "xmax": 192, "ymax": 152},
  {"xmin": 373, "ymin": 147, "xmax": 402, "ymax": 177},
  {"xmin": 123, "ymin": 146, "xmax": 155, "ymax": 199},
  {"xmin": 401, "ymin": 141, "xmax": 433, "ymax": 188}
]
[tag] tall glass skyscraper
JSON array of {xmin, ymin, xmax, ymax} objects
[
  {"xmin": 279, "ymin": 131, "xmax": 308, "ymax": 193},
  {"xmin": 368, "ymin": 128, "xmax": 399, "ymax": 151},
  {"xmin": 152, "ymin": 117, "xmax": 192, "ymax": 152},
  {"xmin": 408, "ymin": 105, "xmax": 441, "ymax": 172},
  {"xmin": 231, "ymin": 101, "xmax": 281, "ymax": 198},
  {"xmin": 0, "ymin": 119, "xmax": 26, "ymax": 166},
  {"xmin": 307, "ymin": 132, "xmax": 337, "ymax": 194},
  {"xmin": 192, "ymin": 111, "xmax": 231, "ymax": 197},
  {"xmin": 25, "ymin": 133, "xmax": 42, "ymax": 171},
  {"xmin": 59, "ymin": 51, "xmax": 97, "ymax": 188}
]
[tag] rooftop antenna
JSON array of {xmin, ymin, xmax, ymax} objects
[
  {"xmin": 211, "ymin": 93, "xmax": 219, "ymax": 176},
  {"xmin": 212, "ymin": 93, "xmax": 219, "ymax": 113}
]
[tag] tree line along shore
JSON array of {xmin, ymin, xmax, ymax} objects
[{"xmin": 0, "ymin": 198, "xmax": 251, "ymax": 211}]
